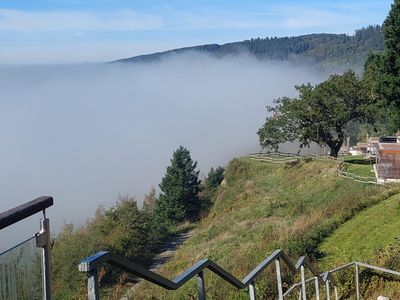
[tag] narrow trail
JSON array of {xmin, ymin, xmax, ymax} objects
[
  {"xmin": 120, "ymin": 229, "xmax": 193, "ymax": 299},
  {"xmin": 149, "ymin": 230, "xmax": 193, "ymax": 271}
]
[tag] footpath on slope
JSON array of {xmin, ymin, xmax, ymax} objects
[{"xmin": 120, "ymin": 228, "xmax": 193, "ymax": 299}]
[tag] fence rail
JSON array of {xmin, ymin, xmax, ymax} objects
[
  {"xmin": 249, "ymin": 152, "xmax": 384, "ymax": 186},
  {"xmin": 0, "ymin": 196, "xmax": 53, "ymax": 230},
  {"xmin": 0, "ymin": 196, "xmax": 54, "ymax": 300},
  {"xmin": 286, "ymin": 261, "xmax": 400, "ymax": 300},
  {"xmin": 79, "ymin": 248, "xmax": 400, "ymax": 300},
  {"xmin": 79, "ymin": 249, "xmax": 298, "ymax": 300}
]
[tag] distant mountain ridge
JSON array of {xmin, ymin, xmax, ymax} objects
[{"xmin": 114, "ymin": 25, "xmax": 383, "ymax": 70}]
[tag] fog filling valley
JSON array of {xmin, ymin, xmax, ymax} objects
[{"xmin": 0, "ymin": 53, "xmax": 325, "ymax": 250}]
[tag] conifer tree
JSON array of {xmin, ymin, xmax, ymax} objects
[
  {"xmin": 380, "ymin": 0, "xmax": 400, "ymax": 109},
  {"xmin": 157, "ymin": 146, "xmax": 201, "ymax": 222}
]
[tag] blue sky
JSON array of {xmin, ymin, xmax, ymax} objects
[{"xmin": 0, "ymin": 0, "xmax": 393, "ymax": 64}]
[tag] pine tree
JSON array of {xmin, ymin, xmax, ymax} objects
[
  {"xmin": 157, "ymin": 146, "xmax": 201, "ymax": 222},
  {"xmin": 380, "ymin": 0, "xmax": 400, "ymax": 129}
]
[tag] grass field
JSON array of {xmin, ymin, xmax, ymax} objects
[
  {"xmin": 317, "ymin": 191, "xmax": 400, "ymax": 299},
  {"xmin": 342, "ymin": 155, "xmax": 376, "ymax": 178},
  {"xmin": 319, "ymin": 193, "xmax": 400, "ymax": 269},
  {"xmin": 127, "ymin": 157, "xmax": 395, "ymax": 299}
]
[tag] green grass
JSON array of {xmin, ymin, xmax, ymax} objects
[
  {"xmin": 127, "ymin": 157, "xmax": 394, "ymax": 299},
  {"xmin": 317, "ymin": 192, "xmax": 400, "ymax": 299},
  {"xmin": 319, "ymin": 194, "xmax": 400, "ymax": 269},
  {"xmin": 341, "ymin": 155, "xmax": 376, "ymax": 178},
  {"xmin": 346, "ymin": 163, "xmax": 375, "ymax": 178}
]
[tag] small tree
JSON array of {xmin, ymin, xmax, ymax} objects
[
  {"xmin": 157, "ymin": 146, "xmax": 201, "ymax": 222},
  {"xmin": 142, "ymin": 186, "xmax": 157, "ymax": 214},
  {"xmin": 204, "ymin": 167, "xmax": 225, "ymax": 191},
  {"xmin": 258, "ymin": 70, "xmax": 378, "ymax": 157}
]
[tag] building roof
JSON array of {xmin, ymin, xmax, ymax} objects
[
  {"xmin": 378, "ymin": 143, "xmax": 400, "ymax": 154},
  {"xmin": 379, "ymin": 136, "xmax": 398, "ymax": 143}
]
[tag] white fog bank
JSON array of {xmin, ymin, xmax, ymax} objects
[{"xmin": 0, "ymin": 53, "xmax": 326, "ymax": 250}]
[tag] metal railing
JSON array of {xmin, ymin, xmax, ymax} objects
[
  {"xmin": 79, "ymin": 249, "xmax": 297, "ymax": 300},
  {"xmin": 79, "ymin": 247, "xmax": 400, "ymax": 299},
  {"xmin": 0, "ymin": 196, "xmax": 53, "ymax": 300},
  {"xmin": 285, "ymin": 261, "xmax": 400, "ymax": 300}
]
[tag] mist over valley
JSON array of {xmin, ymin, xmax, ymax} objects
[{"xmin": 0, "ymin": 53, "xmax": 326, "ymax": 250}]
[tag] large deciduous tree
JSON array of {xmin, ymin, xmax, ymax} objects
[
  {"xmin": 157, "ymin": 146, "xmax": 201, "ymax": 222},
  {"xmin": 257, "ymin": 70, "xmax": 378, "ymax": 157}
]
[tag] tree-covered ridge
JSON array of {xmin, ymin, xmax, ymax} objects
[{"xmin": 115, "ymin": 25, "xmax": 383, "ymax": 69}]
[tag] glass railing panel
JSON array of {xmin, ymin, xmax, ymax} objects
[{"xmin": 0, "ymin": 236, "xmax": 43, "ymax": 300}]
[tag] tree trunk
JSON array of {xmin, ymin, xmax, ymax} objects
[{"xmin": 327, "ymin": 140, "xmax": 343, "ymax": 157}]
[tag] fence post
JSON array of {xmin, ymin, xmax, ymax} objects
[
  {"xmin": 300, "ymin": 266, "xmax": 307, "ymax": 300},
  {"xmin": 355, "ymin": 264, "xmax": 360, "ymax": 300},
  {"xmin": 196, "ymin": 271, "xmax": 206, "ymax": 300},
  {"xmin": 326, "ymin": 280, "xmax": 330, "ymax": 300},
  {"xmin": 36, "ymin": 211, "xmax": 52, "ymax": 300},
  {"xmin": 249, "ymin": 282, "xmax": 256, "ymax": 300},
  {"xmin": 314, "ymin": 277, "xmax": 320, "ymax": 300},
  {"xmin": 88, "ymin": 269, "xmax": 100, "ymax": 300},
  {"xmin": 275, "ymin": 259, "xmax": 283, "ymax": 300},
  {"xmin": 334, "ymin": 286, "xmax": 338, "ymax": 300}
]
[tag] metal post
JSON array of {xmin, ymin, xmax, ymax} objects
[
  {"xmin": 275, "ymin": 259, "xmax": 283, "ymax": 300},
  {"xmin": 196, "ymin": 271, "xmax": 206, "ymax": 300},
  {"xmin": 88, "ymin": 269, "xmax": 100, "ymax": 300},
  {"xmin": 314, "ymin": 277, "xmax": 320, "ymax": 300},
  {"xmin": 326, "ymin": 280, "xmax": 331, "ymax": 300},
  {"xmin": 300, "ymin": 265, "xmax": 307, "ymax": 300},
  {"xmin": 334, "ymin": 286, "xmax": 338, "ymax": 300},
  {"xmin": 355, "ymin": 264, "xmax": 360, "ymax": 300},
  {"xmin": 36, "ymin": 211, "xmax": 52, "ymax": 300},
  {"xmin": 248, "ymin": 282, "xmax": 255, "ymax": 300}
]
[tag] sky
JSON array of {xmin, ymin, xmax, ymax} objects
[{"xmin": 0, "ymin": 0, "xmax": 393, "ymax": 64}]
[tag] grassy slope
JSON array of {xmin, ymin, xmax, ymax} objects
[
  {"xmin": 318, "ymin": 192, "xmax": 400, "ymax": 299},
  {"xmin": 128, "ymin": 157, "xmax": 397, "ymax": 299},
  {"xmin": 319, "ymin": 193, "xmax": 400, "ymax": 268}
]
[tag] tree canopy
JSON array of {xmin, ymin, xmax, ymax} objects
[
  {"xmin": 366, "ymin": 0, "xmax": 400, "ymax": 132},
  {"xmin": 157, "ymin": 146, "xmax": 201, "ymax": 222},
  {"xmin": 257, "ymin": 70, "xmax": 378, "ymax": 157}
]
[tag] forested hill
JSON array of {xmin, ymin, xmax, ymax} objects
[{"xmin": 114, "ymin": 25, "xmax": 383, "ymax": 69}]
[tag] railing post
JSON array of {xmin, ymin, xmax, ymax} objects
[
  {"xmin": 88, "ymin": 269, "xmax": 100, "ymax": 300},
  {"xmin": 300, "ymin": 265, "xmax": 307, "ymax": 300},
  {"xmin": 326, "ymin": 280, "xmax": 330, "ymax": 300},
  {"xmin": 248, "ymin": 282, "xmax": 256, "ymax": 300},
  {"xmin": 334, "ymin": 286, "xmax": 338, "ymax": 300},
  {"xmin": 196, "ymin": 271, "xmax": 206, "ymax": 300},
  {"xmin": 275, "ymin": 259, "xmax": 283, "ymax": 300},
  {"xmin": 36, "ymin": 211, "xmax": 52, "ymax": 300},
  {"xmin": 314, "ymin": 277, "xmax": 320, "ymax": 300},
  {"xmin": 355, "ymin": 264, "xmax": 360, "ymax": 300}
]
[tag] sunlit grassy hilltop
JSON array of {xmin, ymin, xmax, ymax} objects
[{"xmin": 128, "ymin": 157, "xmax": 399, "ymax": 299}]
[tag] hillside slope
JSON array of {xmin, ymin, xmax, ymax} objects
[
  {"xmin": 319, "ymin": 193, "xmax": 400, "ymax": 299},
  {"xmin": 128, "ymin": 157, "xmax": 397, "ymax": 299},
  {"xmin": 115, "ymin": 26, "xmax": 383, "ymax": 70}
]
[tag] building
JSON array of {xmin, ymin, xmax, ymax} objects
[{"xmin": 374, "ymin": 136, "xmax": 400, "ymax": 182}]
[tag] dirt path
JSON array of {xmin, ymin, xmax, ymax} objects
[
  {"xmin": 120, "ymin": 229, "xmax": 193, "ymax": 299},
  {"xmin": 149, "ymin": 230, "xmax": 193, "ymax": 271}
]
